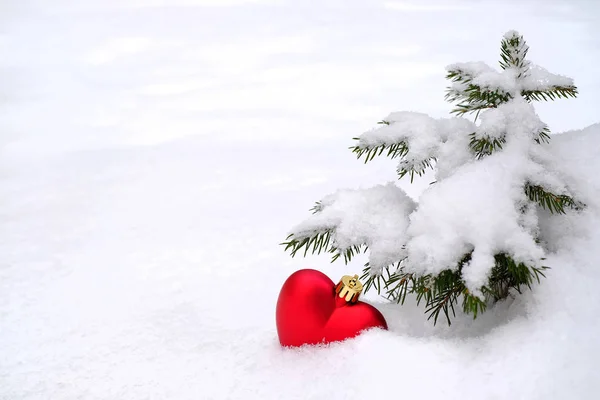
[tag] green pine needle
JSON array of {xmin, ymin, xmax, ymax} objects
[
  {"xmin": 281, "ymin": 230, "xmax": 368, "ymax": 264},
  {"xmin": 350, "ymin": 139, "xmax": 409, "ymax": 164},
  {"xmin": 499, "ymin": 32, "xmax": 530, "ymax": 72},
  {"xmin": 469, "ymin": 133, "xmax": 506, "ymax": 159},
  {"xmin": 397, "ymin": 157, "xmax": 436, "ymax": 182},
  {"xmin": 522, "ymin": 86, "xmax": 578, "ymax": 102},
  {"xmin": 524, "ymin": 184, "xmax": 583, "ymax": 214}
]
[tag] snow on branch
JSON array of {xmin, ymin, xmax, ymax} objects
[
  {"xmin": 445, "ymin": 32, "xmax": 577, "ymax": 114},
  {"xmin": 288, "ymin": 183, "xmax": 416, "ymax": 272},
  {"xmin": 355, "ymin": 112, "xmax": 439, "ymax": 149},
  {"xmin": 352, "ymin": 112, "xmax": 476, "ymax": 181},
  {"xmin": 474, "ymin": 98, "xmax": 547, "ymax": 143},
  {"xmin": 447, "ymin": 61, "xmax": 517, "ymax": 96},
  {"xmin": 521, "ymin": 65, "xmax": 578, "ymax": 101},
  {"xmin": 522, "ymin": 65, "xmax": 574, "ymax": 91},
  {"xmin": 404, "ymin": 150, "xmax": 545, "ymax": 295}
]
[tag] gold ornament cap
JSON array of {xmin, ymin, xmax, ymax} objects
[{"xmin": 335, "ymin": 274, "xmax": 363, "ymax": 304}]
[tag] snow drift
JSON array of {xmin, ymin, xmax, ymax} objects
[{"xmin": 1, "ymin": 124, "xmax": 599, "ymax": 399}]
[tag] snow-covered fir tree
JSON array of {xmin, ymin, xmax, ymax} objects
[{"xmin": 282, "ymin": 31, "xmax": 582, "ymax": 325}]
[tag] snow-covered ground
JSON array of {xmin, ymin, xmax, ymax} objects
[{"xmin": 2, "ymin": 1, "xmax": 600, "ymax": 399}]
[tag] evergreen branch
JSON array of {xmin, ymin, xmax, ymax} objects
[
  {"xmin": 445, "ymin": 68, "xmax": 512, "ymax": 115},
  {"xmin": 522, "ymin": 86, "xmax": 578, "ymax": 102},
  {"xmin": 499, "ymin": 32, "xmax": 530, "ymax": 73},
  {"xmin": 466, "ymin": 88, "xmax": 511, "ymax": 107},
  {"xmin": 469, "ymin": 132, "xmax": 506, "ymax": 159},
  {"xmin": 360, "ymin": 263, "xmax": 396, "ymax": 295},
  {"xmin": 524, "ymin": 184, "xmax": 583, "ymax": 214},
  {"xmin": 534, "ymin": 126, "xmax": 551, "ymax": 144},
  {"xmin": 350, "ymin": 139, "xmax": 409, "ymax": 164},
  {"xmin": 281, "ymin": 231, "xmax": 369, "ymax": 264},
  {"xmin": 449, "ymin": 102, "xmax": 496, "ymax": 117},
  {"xmin": 281, "ymin": 231, "xmax": 334, "ymax": 258},
  {"xmin": 310, "ymin": 201, "xmax": 324, "ymax": 214},
  {"xmin": 382, "ymin": 251, "xmax": 547, "ymax": 325},
  {"xmin": 414, "ymin": 277, "xmax": 432, "ymax": 307},
  {"xmin": 486, "ymin": 253, "xmax": 549, "ymax": 300},
  {"xmin": 331, "ymin": 243, "xmax": 368, "ymax": 264},
  {"xmin": 446, "ymin": 84, "xmax": 511, "ymax": 116},
  {"xmin": 462, "ymin": 291, "xmax": 487, "ymax": 319},
  {"xmin": 421, "ymin": 252, "xmax": 549, "ymax": 324},
  {"xmin": 445, "ymin": 67, "xmax": 474, "ymax": 87},
  {"xmin": 423, "ymin": 269, "xmax": 465, "ymax": 325},
  {"xmin": 397, "ymin": 157, "xmax": 436, "ymax": 183},
  {"xmin": 384, "ymin": 270, "xmax": 415, "ymax": 305}
]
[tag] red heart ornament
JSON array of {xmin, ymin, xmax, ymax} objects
[{"xmin": 276, "ymin": 269, "xmax": 387, "ymax": 347}]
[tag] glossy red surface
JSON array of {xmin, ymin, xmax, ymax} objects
[{"xmin": 276, "ymin": 269, "xmax": 388, "ymax": 347}]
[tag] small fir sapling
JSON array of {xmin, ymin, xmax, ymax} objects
[{"xmin": 282, "ymin": 31, "xmax": 582, "ymax": 325}]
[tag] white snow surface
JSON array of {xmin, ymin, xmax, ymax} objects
[{"xmin": 2, "ymin": 1, "xmax": 600, "ymax": 399}]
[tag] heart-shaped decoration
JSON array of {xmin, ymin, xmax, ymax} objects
[{"xmin": 276, "ymin": 269, "xmax": 387, "ymax": 347}]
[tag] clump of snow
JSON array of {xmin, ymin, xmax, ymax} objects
[
  {"xmin": 290, "ymin": 183, "xmax": 416, "ymax": 271},
  {"xmin": 473, "ymin": 97, "xmax": 549, "ymax": 148},
  {"xmin": 475, "ymin": 107, "xmax": 507, "ymax": 139},
  {"xmin": 357, "ymin": 112, "xmax": 440, "ymax": 163},
  {"xmin": 446, "ymin": 61, "xmax": 496, "ymax": 79},
  {"xmin": 434, "ymin": 117, "xmax": 475, "ymax": 180},
  {"xmin": 521, "ymin": 65, "xmax": 575, "ymax": 92},
  {"xmin": 472, "ymin": 67, "xmax": 519, "ymax": 95}
]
